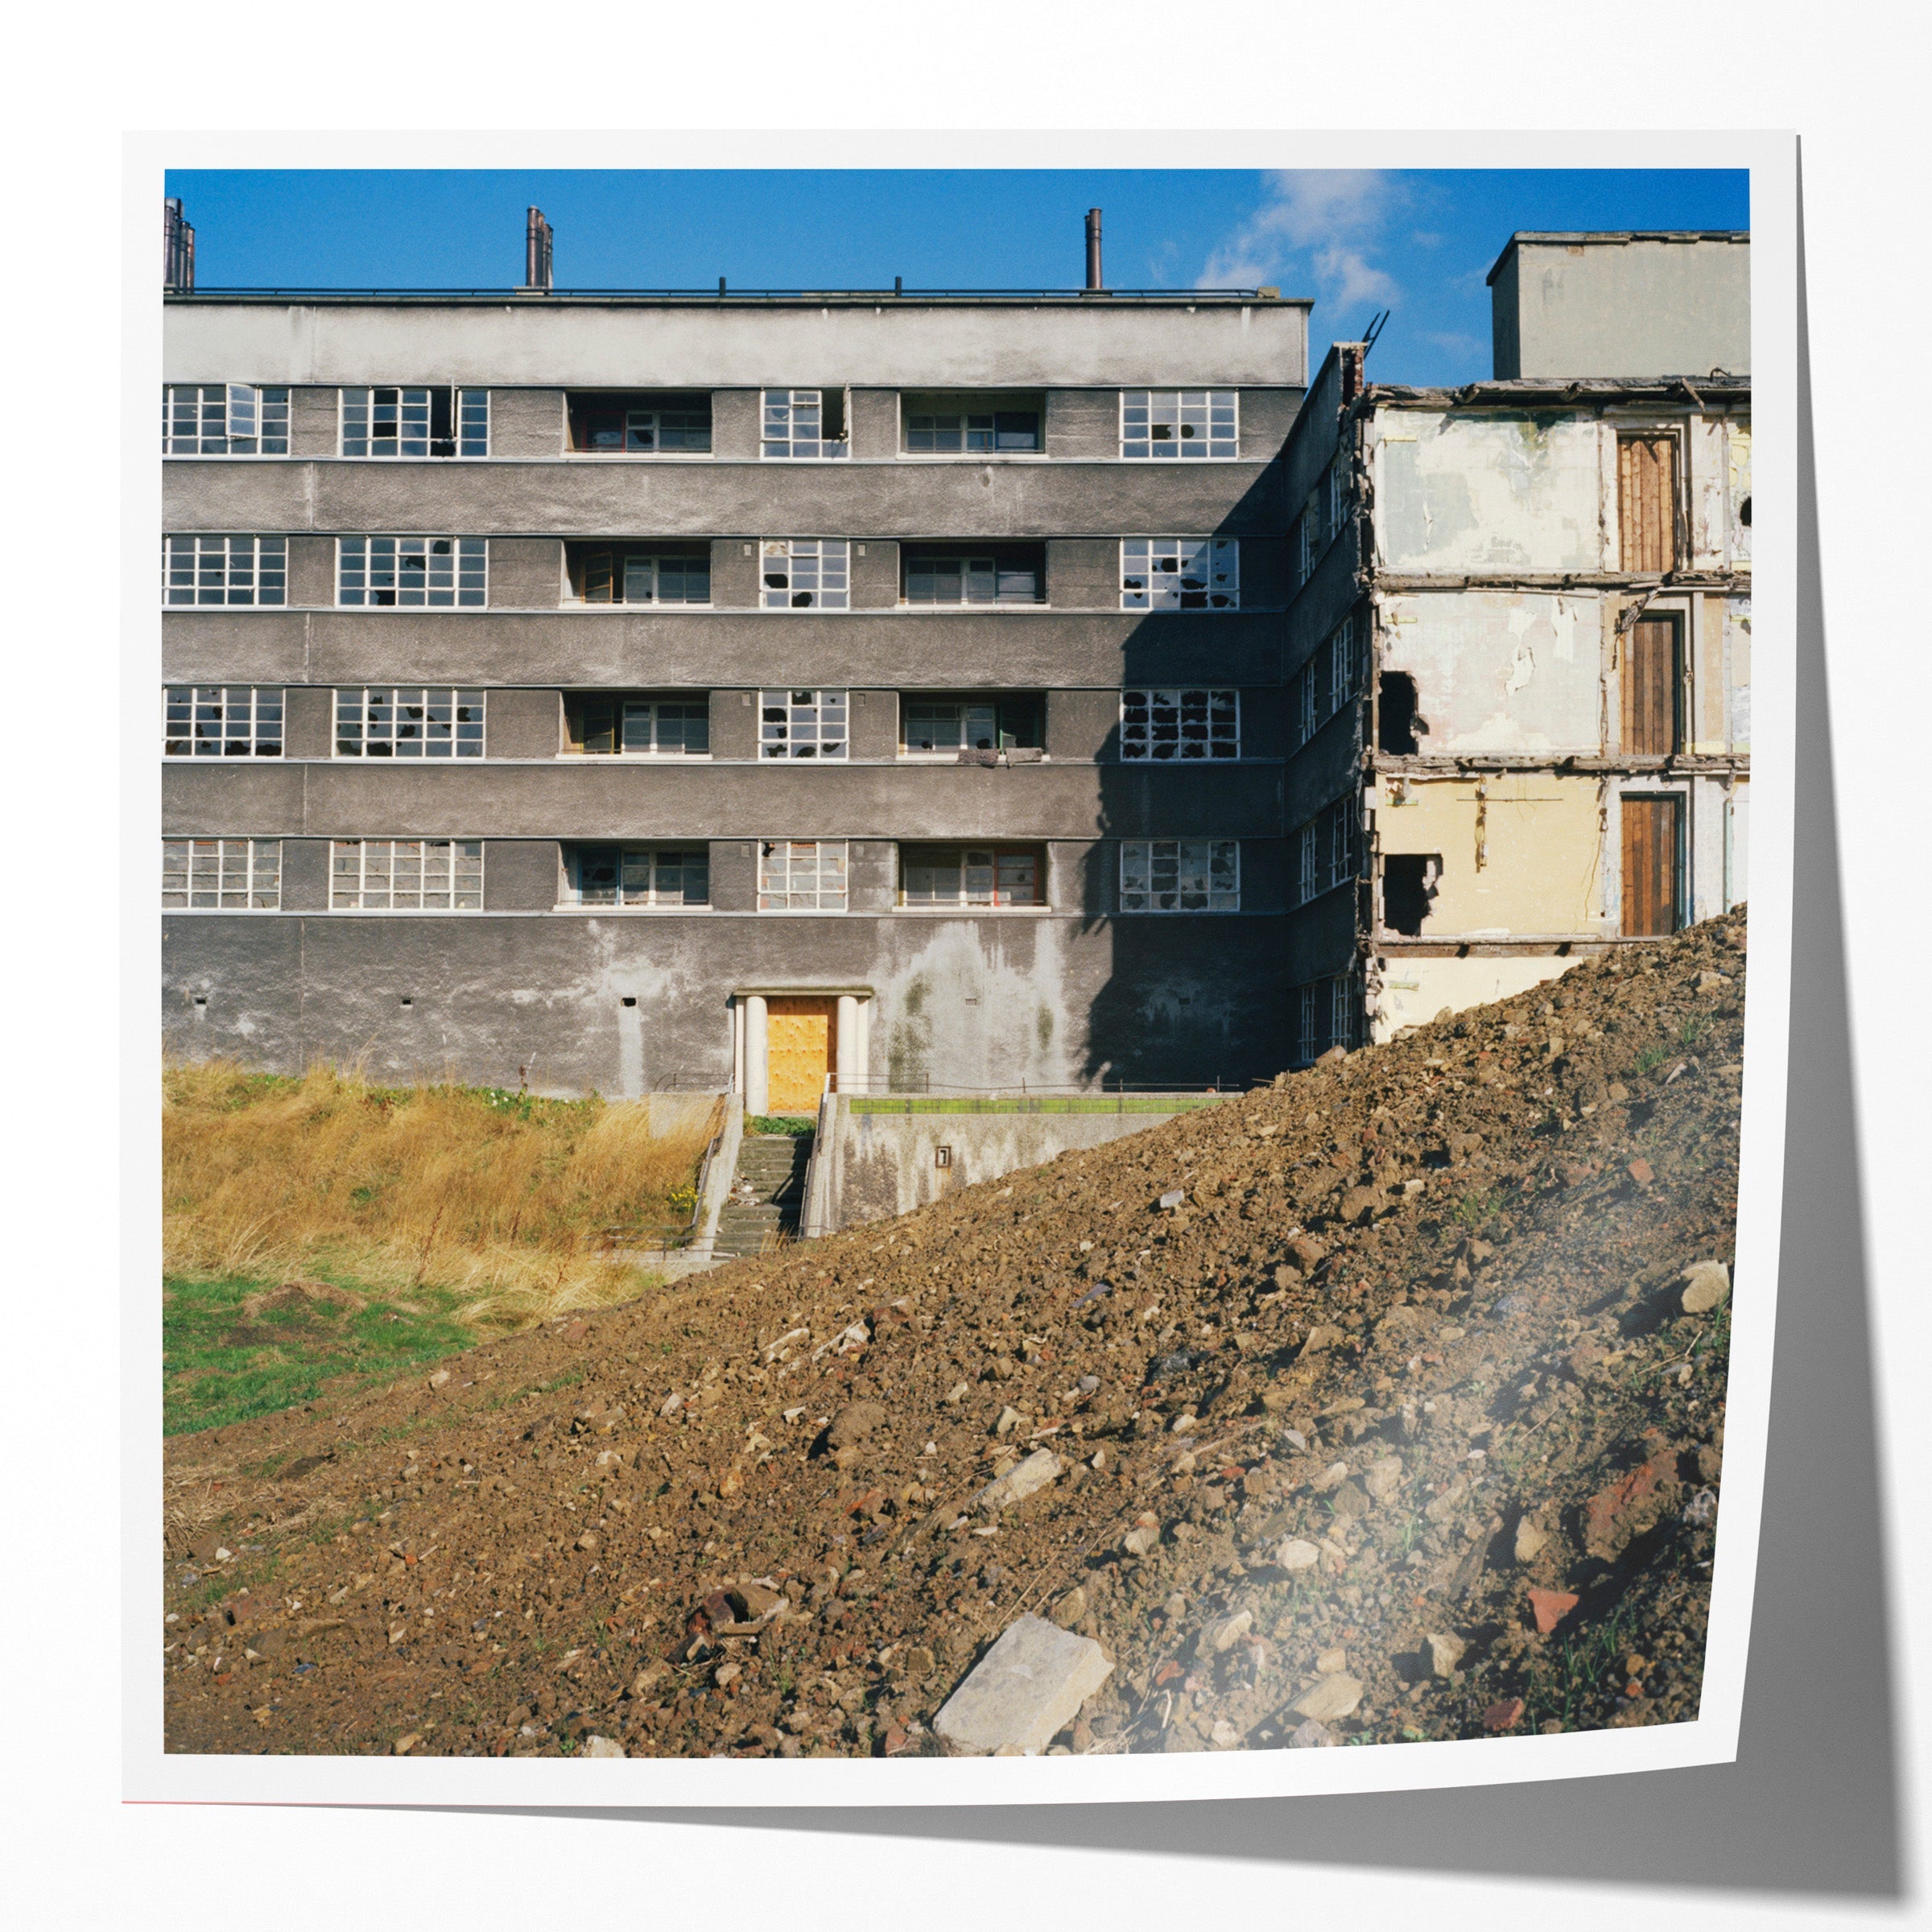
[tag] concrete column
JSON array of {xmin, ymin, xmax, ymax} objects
[
  {"xmin": 836, "ymin": 994, "xmax": 859, "ymax": 1092},
  {"xmin": 732, "ymin": 997, "xmax": 745, "ymax": 1096},
  {"xmin": 744, "ymin": 995, "xmax": 769, "ymax": 1116}
]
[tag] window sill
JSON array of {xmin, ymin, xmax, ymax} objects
[
  {"xmin": 560, "ymin": 452, "xmax": 715, "ymax": 461},
  {"xmin": 561, "ymin": 602, "xmax": 715, "ymax": 613},
  {"xmin": 553, "ymin": 904, "xmax": 717, "ymax": 914},
  {"xmin": 894, "ymin": 904, "xmax": 1054, "ymax": 915}
]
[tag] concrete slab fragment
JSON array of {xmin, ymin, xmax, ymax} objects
[
  {"xmin": 933, "ymin": 1615, "xmax": 1113, "ymax": 1757},
  {"xmin": 972, "ymin": 1447, "xmax": 1063, "ymax": 1514}
]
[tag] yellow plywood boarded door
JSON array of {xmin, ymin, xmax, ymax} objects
[{"xmin": 765, "ymin": 997, "xmax": 837, "ymax": 1114}]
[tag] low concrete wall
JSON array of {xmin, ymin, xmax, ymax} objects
[{"xmin": 811, "ymin": 1092, "xmax": 1232, "ymax": 1231}]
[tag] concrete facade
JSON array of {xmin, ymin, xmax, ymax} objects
[
  {"xmin": 162, "ymin": 288, "xmax": 1309, "ymax": 1101},
  {"xmin": 1279, "ymin": 233, "xmax": 1750, "ymax": 1058}
]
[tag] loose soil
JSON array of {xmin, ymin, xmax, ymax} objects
[{"xmin": 163, "ymin": 911, "xmax": 1746, "ymax": 1761}]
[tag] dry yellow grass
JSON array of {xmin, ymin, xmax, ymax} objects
[{"xmin": 163, "ymin": 1061, "xmax": 721, "ymax": 1332}]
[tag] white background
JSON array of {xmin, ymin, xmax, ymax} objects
[{"xmin": 2, "ymin": 2, "xmax": 1924, "ymax": 1925}]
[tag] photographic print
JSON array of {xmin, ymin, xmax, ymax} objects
[{"xmin": 138, "ymin": 140, "xmax": 1793, "ymax": 1800}]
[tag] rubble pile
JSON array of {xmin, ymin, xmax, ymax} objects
[{"xmin": 163, "ymin": 911, "xmax": 1745, "ymax": 1758}]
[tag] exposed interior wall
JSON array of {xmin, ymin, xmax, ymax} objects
[
  {"xmin": 1377, "ymin": 589, "xmax": 1600, "ymax": 753},
  {"xmin": 1375, "ymin": 772, "xmax": 1604, "ymax": 938},
  {"xmin": 1368, "ymin": 954, "xmax": 1575, "ymax": 1042}
]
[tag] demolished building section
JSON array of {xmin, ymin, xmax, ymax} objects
[{"xmin": 1280, "ymin": 231, "xmax": 1750, "ymax": 1054}]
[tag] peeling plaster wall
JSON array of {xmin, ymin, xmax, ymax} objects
[
  {"xmin": 1372, "ymin": 411, "xmax": 1607, "ymax": 574},
  {"xmin": 1375, "ymin": 773, "xmax": 1604, "ymax": 938},
  {"xmin": 1377, "ymin": 589, "xmax": 1600, "ymax": 753},
  {"xmin": 1725, "ymin": 596, "xmax": 1752, "ymax": 752},
  {"xmin": 1369, "ymin": 956, "xmax": 1577, "ymax": 1043}
]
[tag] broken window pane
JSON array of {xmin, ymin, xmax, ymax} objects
[
  {"xmin": 569, "ymin": 696, "xmax": 709, "ymax": 757},
  {"xmin": 899, "ymin": 844, "xmax": 1043, "ymax": 907},
  {"xmin": 162, "ymin": 384, "xmax": 289, "ymax": 456},
  {"xmin": 341, "ymin": 387, "xmax": 489, "ymax": 459},
  {"xmin": 758, "ymin": 689, "xmax": 848, "ymax": 759},
  {"xmin": 1120, "ymin": 538, "xmax": 1241, "ymax": 611},
  {"xmin": 329, "ymin": 839, "xmax": 484, "ymax": 910},
  {"xmin": 1118, "ymin": 839, "xmax": 1240, "ymax": 912},
  {"xmin": 333, "ymin": 688, "xmax": 485, "ymax": 758},
  {"xmin": 757, "ymin": 840, "xmax": 848, "ymax": 911},
  {"xmin": 163, "ymin": 686, "xmax": 283, "ymax": 759},
  {"xmin": 1120, "ymin": 390, "xmax": 1239, "ymax": 460},
  {"xmin": 762, "ymin": 389, "xmax": 847, "ymax": 460},
  {"xmin": 162, "ymin": 837, "xmax": 279, "ymax": 910},
  {"xmin": 1120, "ymin": 688, "xmax": 1239, "ymax": 761},
  {"xmin": 337, "ymin": 537, "xmax": 486, "ymax": 607},
  {"xmin": 760, "ymin": 540, "xmax": 850, "ymax": 610},
  {"xmin": 162, "ymin": 535, "xmax": 287, "ymax": 607},
  {"xmin": 566, "ymin": 844, "xmax": 708, "ymax": 908}
]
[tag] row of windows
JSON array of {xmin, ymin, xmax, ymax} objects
[
  {"xmin": 1290, "ymin": 455, "xmax": 1349, "ymax": 593},
  {"xmin": 162, "ymin": 387, "xmax": 1247, "ymax": 461},
  {"xmin": 1295, "ymin": 971, "xmax": 1361, "ymax": 1064},
  {"xmin": 1295, "ymin": 795, "xmax": 1360, "ymax": 906},
  {"xmin": 160, "ymin": 687, "xmax": 1246, "ymax": 762},
  {"xmin": 1293, "ymin": 610, "xmax": 1367, "ymax": 748},
  {"xmin": 161, "ymin": 838, "xmax": 1247, "ymax": 914},
  {"xmin": 160, "ymin": 536, "xmax": 1251, "ymax": 610}
]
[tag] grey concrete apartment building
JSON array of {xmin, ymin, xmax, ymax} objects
[
  {"xmin": 1278, "ymin": 232, "xmax": 1751, "ymax": 1058},
  {"xmin": 161, "ymin": 256, "xmax": 1311, "ymax": 1104}
]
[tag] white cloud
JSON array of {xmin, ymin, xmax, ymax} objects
[{"xmin": 1198, "ymin": 170, "xmax": 1402, "ymax": 319}]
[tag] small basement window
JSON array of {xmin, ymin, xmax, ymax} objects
[
  {"xmin": 565, "ymin": 391, "xmax": 712, "ymax": 454},
  {"xmin": 900, "ymin": 844, "xmax": 1045, "ymax": 908},
  {"xmin": 1382, "ymin": 853, "xmax": 1440, "ymax": 936}
]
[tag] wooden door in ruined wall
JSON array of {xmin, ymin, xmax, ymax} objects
[
  {"xmin": 1619, "ymin": 434, "xmax": 1678, "ymax": 572},
  {"xmin": 1622, "ymin": 797, "xmax": 1682, "ymax": 937},
  {"xmin": 765, "ymin": 997, "xmax": 838, "ymax": 1114},
  {"xmin": 1623, "ymin": 616, "xmax": 1682, "ymax": 756}
]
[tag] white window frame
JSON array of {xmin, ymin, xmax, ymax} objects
[
  {"xmin": 1120, "ymin": 688, "xmax": 1240, "ymax": 762},
  {"xmin": 162, "ymin": 384, "xmax": 290, "ymax": 457},
  {"xmin": 761, "ymin": 389, "xmax": 848, "ymax": 460},
  {"xmin": 1119, "ymin": 390, "xmax": 1240, "ymax": 460},
  {"xmin": 333, "ymin": 688, "xmax": 485, "ymax": 759},
  {"xmin": 760, "ymin": 539, "xmax": 850, "ymax": 610},
  {"xmin": 563, "ymin": 844, "xmax": 711, "ymax": 909},
  {"xmin": 164, "ymin": 686, "xmax": 284, "ymax": 759},
  {"xmin": 571, "ymin": 695, "xmax": 712, "ymax": 758},
  {"xmin": 902, "ymin": 552, "xmax": 1042, "ymax": 606},
  {"xmin": 1294, "ymin": 797, "xmax": 1358, "ymax": 905},
  {"xmin": 759, "ymin": 689, "xmax": 848, "ymax": 759},
  {"xmin": 1120, "ymin": 539, "xmax": 1240, "ymax": 611},
  {"xmin": 1294, "ymin": 666, "xmax": 1318, "ymax": 747},
  {"xmin": 898, "ymin": 844, "xmax": 1045, "ymax": 909},
  {"xmin": 1118, "ymin": 839, "xmax": 1241, "ymax": 913},
  {"xmin": 328, "ymin": 840, "xmax": 485, "ymax": 911},
  {"xmin": 336, "ymin": 537, "xmax": 487, "ymax": 608},
  {"xmin": 162, "ymin": 838, "xmax": 281, "ymax": 910},
  {"xmin": 339, "ymin": 386, "xmax": 489, "ymax": 458},
  {"xmin": 163, "ymin": 535, "xmax": 287, "ymax": 607},
  {"xmin": 903, "ymin": 407, "xmax": 1042, "ymax": 456},
  {"xmin": 576, "ymin": 549, "xmax": 712, "ymax": 606},
  {"xmin": 570, "ymin": 402, "xmax": 713, "ymax": 456},
  {"xmin": 901, "ymin": 698, "xmax": 1002, "ymax": 758},
  {"xmin": 757, "ymin": 840, "xmax": 849, "ymax": 912}
]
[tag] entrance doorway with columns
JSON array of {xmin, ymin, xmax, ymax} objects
[{"xmin": 734, "ymin": 989, "xmax": 871, "ymax": 1117}]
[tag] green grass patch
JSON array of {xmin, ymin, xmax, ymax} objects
[
  {"xmin": 746, "ymin": 1114, "xmax": 817, "ymax": 1136},
  {"xmin": 163, "ymin": 1274, "xmax": 476, "ymax": 1437}
]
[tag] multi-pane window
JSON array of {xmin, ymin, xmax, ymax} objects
[
  {"xmin": 901, "ymin": 845, "xmax": 1043, "ymax": 907},
  {"xmin": 565, "ymin": 845, "xmax": 709, "ymax": 907},
  {"xmin": 570, "ymin": 402, "xmax": 712, "ymax": 454},
  {"xmin": 339, "ymin": 386, "xmax": 489, "ymax": 458},
  {"xmin": 329, "ymin": 840, "xmax": 484, "ymax": 910},
  {"xmin": 901, "ymin": 696, "xmax": 1042, "ymax": 757},
  {"xmin": 904, "ymin": 553, "xmax": 1041, "ymax": 605},
  {"xmin": 334, "ymin": 688, "xmax": 485, "ymax": 758},
  {"xmin": 906, "ymin": 410, "xmax": 1039, "ymax": 453},
  {"xmin": 1295, "ymin": 797, "xmax": 1359, "ymax": 905},
  {"xmin": 577, "ymin": 550, "xmax": 711, "ymax": 605},
  {"xmin": 570, "ymin": 696, "xmax": 710, "ymax": 757},
  {"xmin": 1121, "ymin": 689, "xmax": 1239, "ymax": 761},
  {"xmin": 337, "ymin": 537, "xmax": 487, "ymax": 607},
  {"xmin": 1120, "ymin": 390, "xmax": 1238, "ymax": 460},
  {"xmin": 761, "ymin": 389, "xmax": 847, "ymax": 459},
  {"xmin": 1120, "ymin": 539, "xmax": 1240, "ymax": 610},
  {"xmin": 760, "ymin": 690, "xmax": 848, "ymax": 759},
  {"xmin": 162, "ymin": 385, "xmax": 289, "ymax": 456},
  {"xmin": 1291, "ymin": 610, "xmax": 1365, "ymax": 749},
  {"xmin": 1119, "ymin": 839, "xmax": 1241, "ymax": 912},
  {"xmin": 761, "ymin": 541, "xmax": 849, "ymax": 609},
  {"xmin": 163, "ymin": 535, "xmax": 287, "ymax": 606},
  {"xmin": 164, "ymin": 686, "xmax": 284, "ymax": 758},
  {"xmin": 758, "ymin": 840, "xmax": 848, "ymax": 911},
  {"xmin": 1296, "ymin": 972, "xmax": 1359, "ymax": 1063},
  {"xmin": 162, "ymin": 838, "xmax": 280, "ymax": 909}
]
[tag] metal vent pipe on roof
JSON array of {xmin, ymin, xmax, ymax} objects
[
  {"xmin": 164, "ymin": 198, "xmax": 195, "ymax": 293},
  {"xmin": 1085, "ymin": 208, "xmax": 1104, "ymax": 291},
  {"xmin": 525, "ymin": 208, "xmax": 553, "ymax": 292}
]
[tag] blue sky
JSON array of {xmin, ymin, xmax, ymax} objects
[{"xmin": 163, "ymin": 168, "xmax": 1748, "ymax": 388}]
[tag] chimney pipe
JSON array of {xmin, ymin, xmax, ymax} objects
[
  {"xmin": 1084, "ymin": 208, "xmax": 1104, "ymax": 291},
  {"xmin": 525, "ymin": 207, "xmax": 553, "ymax": 292},
  {"xmin": 164, "ymin": 197, "xmax": 195, "ymax": 294}
]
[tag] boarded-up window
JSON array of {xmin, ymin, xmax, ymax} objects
[
  {"xmin": 1621, "ymin": 795, "xmax": 1681, "ymax": 937},
  {"xmin": 1622, "ymin": 616, "xmax": 1680, "ymax": 756},
  {"xmin": 1618, "ymin": 434, "xmax": 1678, "ymax": 572}
]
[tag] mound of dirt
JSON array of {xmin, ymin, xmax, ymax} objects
[{"xmin": 162, "ymin": 912, "xmax": 1746, "ymax": 1760}]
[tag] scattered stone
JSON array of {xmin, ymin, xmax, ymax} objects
[
  {"xmin": 1289, "ymin": 1719, "xmax": 1338, "ymax": 1748},
  {"xmin": 1315, "ymin": 1646, "xmax": 1348, "ymax": 1674},
  {"xmin": 1051, "ymin": 1587, "xmax": 1088, "ymax": 1629},
  {"xmin": 827, "ymin": 1402, "xmax": 888, "ymax": 1448},
  {"xmin": 1289, "ymin": 1674, "xmax": 1363, "ymax": 1723},
  {"xmin": 931, "ymin": 1616, "xmax": 1113, "ymax": 1757},
  {"xmin": 1276, "ymin": 1538, "xmax": 1320, "ymax": 1573},
  {"xmin": 1628, "ymin": 1158, "xmax": 1655, "ymax": 1188},
  {"xmin": 1158, "ymin": 1190, "xmax": 1187, "ymax": 1211},
  {"xmin": 393, "ymin": 1732, "xmax": 421, "ymax": 1755},
  {"xmin": 1124, "ymin": 1525, "xmax": 1160, "ymax": 1558},
  {"xmin": 1528, "ymin": 1587, "xmax": 1580, "ymax": 1635},
  {"xmin": 1302, "ymin": 1327, "xmax": 1345, "ymax": 1359},
  {"xmin": 581, "ymin": 1735, "xmax": 625, "ymax": 1758},
  {"xmin": 1514, "ymin": 1517, "xmax": 1550, "ymax": 1563},
  {"xmin": 1209, "ymin": 1719, "xmax": 1242, "ymax": 1748},
  {"xmin": 994, "ymin": 1406, "xmax": 1024, "ymax": 1437},
  {"xmin": 1364, "ymin": 1455, "xmax": 1404, "ymax": 1501},
  {"xmin": 1681, "ymin": 1261, "xmax": 1731, "ymax": 1314},
  {"xmin": 974, "ymin": 1449, "xmax": 1063, "ymax": 1514},
  {"xmin": 1426, "ymin": 1632, "xmax": 1467, "ymax": 1678},
  {"xmin": 1197, "ymin": 1609, "xmax": 1253, "ymax": 1655},
  {"xmin": 1482, "ymin": 1699, "xmax": 1525, "ymax": 1733}
]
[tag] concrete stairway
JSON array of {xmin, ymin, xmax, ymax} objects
[{"xmin": 712, "ymin": 1132, "xmax": 813, "ymax": 1257}]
